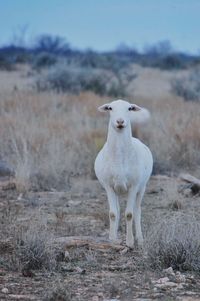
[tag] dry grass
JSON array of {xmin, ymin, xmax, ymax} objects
[
  {"xmin": 0, "ymin": 90, "xmax": 105, "ymax": 191},
  {"xmin": 0, "ymin": 66, "xmax": 200, "ymax": 192},
  {"xmin": 171, "ymin": 67, "xmax": 200, "ymax": 102},
  {"xmin": 43, "ymin": 278, "xmax": 72, "ymax": 301},
  {"xmin": 146, "ymin": 212, "xmax": 200, "ymax": 272},
  {"xmin": 1, "ymin": 215, "xmax": 57, "ymax": 272},
  {"xmin": 135, "ymin": 95, "xmax": 200, "ymax": 174}
]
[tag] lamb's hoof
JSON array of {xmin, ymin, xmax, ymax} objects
[
  {"xmin": 136, "ymin": 238, "xmax": 144, "ymax": 250},
  {"xmin": 138, "ymin": 242, "xmax": 144, "ymax": 248},
  {"xmin": 126, "ymin": 239, "xmax": 134, "ymax": 249}
]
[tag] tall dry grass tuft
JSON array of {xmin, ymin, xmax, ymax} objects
[
  {"xmin": 146, "ymin": 212, "xmax": 200, "ymax": 272},
  {"xmin": 13, "ymin": 220, "xmax": 57, "ymax": 272},
  {"xmin": 0, "ymin": 91, "xmax": 105, "ymax": 191},
  {"xmin": 43, "ymin": 278, "xmax": 72, "ymax": 301},
  {"xmin": 171, "ymin": 67, "xmax": 200, "ymax": 102},
  {"xmin": 136, "ymin": 96, "xmax": 200, "ymax": 174},
  {"xmin": 0, "ymin": 213, "xmax": 57, "ymax": 272}
]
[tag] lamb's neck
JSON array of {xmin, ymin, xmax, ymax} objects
[{"xmin": 106, "ymin": 122, "xmax": 133, "ymax": 156}]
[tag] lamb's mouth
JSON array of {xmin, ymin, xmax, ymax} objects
[{"xmin": 117, "ymin": 125, "xmax": 125, "ymax": 129}]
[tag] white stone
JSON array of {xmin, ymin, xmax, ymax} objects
[
  {"xmin": 154, "ymin": 277, "xmax": 169, "ymax": 284},
  {"xmin": 155, "ymin": 281, "xmax": 177, "ymax": 289},
  {"xmin": 163, "ymin": 266, "xmax": 175, "ymax": 276},
  {"xmin": 175, "ymin": 271, "xmax": 186, "ymax": 283},
  {"xmin": 1, "ymin": 288, "xmax": 8, "ymax": 294}
]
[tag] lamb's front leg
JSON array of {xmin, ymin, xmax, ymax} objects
[
  {"xmin": 125, "ymin": 187, "xmax": 137, "ymax": 248},
  {"xmin": 105, "ymin": 187, "xmax": 120, "ymax": 242},
  {"xmin": 134, "ymin": 186, "xmax": 146, "ymax": 247}
]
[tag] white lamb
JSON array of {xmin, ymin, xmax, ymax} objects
[{"xmin": 94, "ymin": 99, "xmax": 153, "ymax": 248}]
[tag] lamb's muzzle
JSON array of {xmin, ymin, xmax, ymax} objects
[{"xmin": 116, "ymin": 118, "xmax": 125, "ymax": 129}]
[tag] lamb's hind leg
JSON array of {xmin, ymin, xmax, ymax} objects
[
  {"xmin": 105, "ymin": 186, "xmax": 120, "ymax": 242},
  {"xmin": 125, "ymin": 187, "xmax": 137, "ymax": 248},
  {"xmin": 134, "ymin": 186, "xmax": 146, "ymax": 247}
]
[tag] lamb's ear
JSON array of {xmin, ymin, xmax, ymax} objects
[
  {"xmin": 98, "ymin": 103, "xmax": 111, "ymax": 112},
  {"xmin": 128, "ymin": 104, "xmax": 141, "ymax": 111}
]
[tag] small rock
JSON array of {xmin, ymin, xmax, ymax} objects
[
  {"xmin": 7, "ymin": 295, "xmax": 36, "ymax": 300},
  {"xmin": 175, "ymin": 271, "xmax": 186, "ymax": 283},
  {"xmin": 0, "ymin": 161, "xmax": 14, "ymax": 176},
  {"xmin": 182, "ymin": 188, "xmax": 192, "ymax": 197},
  {"xmin": 155, "ymin": 281, "xmax": 177, "ymax": 289},
  {"xmin": 186, "ymin": 275, "xmax": 196, "ymax": 284},
  {"xmin": 163, "ymin": 267, "xmax": 175, "ymax": 276},
  {"xmin": 1, "ymin": 288, "xmax": 8, "ymax": 294},
  {"xmin": 17, "ymin": 193, "xmax": 23, "ymax": 201},
  {"xmin": 120, "ymin": 247, "xmax": 129, "ymax": 255},
  {"xmin": 153, "ymin": 277, "xmax": 169, "ymax": 284},
  {"xmin": 64, "ymin": 250, "xmax": 70, "ymax": 260},
  {"xmin": 75, "ymin": 266, "xmax": 86, "ymax": 274}
]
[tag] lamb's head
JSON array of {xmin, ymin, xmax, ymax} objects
[{"xmin": 98, "ymin": 99, "xmax": 141, "ymax": 131}]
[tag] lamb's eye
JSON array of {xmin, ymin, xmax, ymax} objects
[
  {"xmin": 108, "ymin": 106, "xmax": 112, "ymax": 110},
  {"xmin": 128, "ymin": 106, "xmax": 136, "ymax": 111}
]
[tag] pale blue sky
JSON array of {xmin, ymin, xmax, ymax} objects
[{"xmin": 0, "ymin": 0, "xmax": 199, "ymax": 53}]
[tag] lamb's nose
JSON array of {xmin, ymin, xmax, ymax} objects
[{"xmin": 116, "ymin": 119, "xmax": 124, "ymax": 125}]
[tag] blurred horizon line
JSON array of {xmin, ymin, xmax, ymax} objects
[{"xmin": 0, "ymin": 32, "xmax": 199, "ymax": 56}]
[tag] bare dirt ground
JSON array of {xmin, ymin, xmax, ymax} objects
[{"xmin": 1, "ymin": 175, "xmax": 200, "ymax": 301}]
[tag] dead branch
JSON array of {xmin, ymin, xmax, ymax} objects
[
  {"xmin": 179, "ymin": 173, "xmax": 200, "ymax": 194},
  {"xmin": 151, "ymin": 175, "xmax": 171, "ymax": 181},
  {"xmin": 54, "ymin": 236, "xmax": 124, "ymax": 251},
  {"xmin": 179, "ymin": 173, "xmax": 200, "ymax": 186}
]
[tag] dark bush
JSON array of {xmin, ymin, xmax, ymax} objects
[
  {"xmin": 35, "ymin": 64, "xmax": 125, "ymax": 96},
  {"xmin": 32, "ymin": 52, "xmax": 57, "ymax": 69},
  {"xmin": 13, "ymin": 52, "xmax": 31, "ymax": 64},
  {"xmin": 156, "ymin": 54, "xmax": 185, "ymax": 70},
  {"xmin": 78, "ymin": 51, "xmax": 133, "ymax": 73},
  {"xmin": 35, "ymin": 34, "xmax": 70, "ymax": 54},
  {"xmin": 0, "ymin": 46, "xmax": 31, "ymax": 65},
  {"xmin": 0, "ymin": 55, "xmax": 14, "ymax": 71},
  {"xmin": 172, "ymin": 67, "xmax": 200, "ymax": 101}
]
